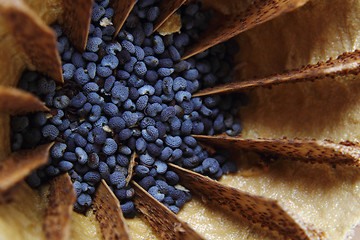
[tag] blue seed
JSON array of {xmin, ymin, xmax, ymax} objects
[
  {"xmin": 111, "ymin": 84, "xmax": 129, "ymax": 103},
  {"xmin": 84, "ymin": 171, "xmax": 101, "ymax": 183},
  {"xmin": 91, "ymin": 5, "xmax": 105, "ymax": 21},
  {"xmin": 123, "ymin": 99, "xmax": 136, "ymax": 111},
  {"xmin": 134, "ymin": 46, "xmax": 145, "ymax": 60},
  {"xmin": 58, "ymin": 161, "xmax": 73, "ymax": 171},
  {"xmin": 74, "ymin": 67, "xmax": 90, "ymax": 85},
  {"xmin": 86, "ymin": 37, "xmax": 102, "ymax": 52},
  {"xmin": 97, "ymin": 66, "xmax": 112, "ymax": 78},
  {"xmin": 110, "ymin": 171, "xmax": 126, "ymax": 188},
  {"xmin": 42, "ymin": 124, "xmax": 59, "ymax": 140},
  {"xmin": 175, "ymin": 91, "xmax": 191, "ymax": 103},
  {"xmin": 64, "ymin": 152, "xmax": 77, "ymax": 162},
  {"xmin": 138, "ymin": 176, "xmax": 155, "ymax": 190},
  {"xmin": 174, "ymin": 61, "xmax": 191, "ymax": 73},
  {"xmin": 103, "ymin": 138, "xmax": 118, "ymax": 155},
  {"xmin": 121, "ymin": 201, "xmax": 135, "ymax": 216},
  {"xmin": 87, "ymin": 62, "xmax": 97, "ymax": 79},
  {"xmin": 121, "ymin": 40, "xmax": 136, "ymax": 54},
  {"xmin": 158, "ymin": 58, "xmax": 173, "ymax": 68},
  {"xmin": 73, "ymin": 181, "xmax": 82, "ymax": 196},
  {"xmin": 134, "ymin": 165, "xmax": 149, "ymax": 177},
  {"xmin": 99, "ymin": 162, "xmax": 110, "ymax": 180},
  {"xmin": 50, "ymin": 143, "xmax": 67, "ymax": 159},
  {"xmin": 165, "ymin": 171, "xmax": 179, "ymax": 185},
  {"xmin": 89, "ymin": 105, "xmax": 102, "ymax": 122},
  {"xmin": 160, "ymin": 106, "xmax": 176, "ymax": 122},
  {"xmin": 144, "ymin": 56, "xmax": 159, "ymax": 68},
  {"xmin": 118, "ymin": 128, "xmax": 132, "ymax": 141},
  {"xmin": 160, "ymin": 147, "xmax": 173, "ymax": 161},
  {"xmin": 139, "ymin": 153, "xmax": 155, "ymax": 165},
  {"xmin": 101, "ymin": 54, "xmax": 119, "ymax": 69},
  {"xmin": 148, "ymin": 186, "xmax": 165, "ymax": 202},
  {"xmin": 154, "ymin": 160, "xmax": 167, "ymax": 174},
  {"xmin": 153, "ymin": 35, "xmax": 165, "ymax": 54},
  {"xmin": 136, "ymin": 137, "xmax": 147, "ymax": 154},
  {"xmin": 45, "ymin": 165, "xmax": 60, "ymax": 176},
  {"xmin": 146, "ymin": 6, "xmax": 160, "ymax": 22},
  {"xmin": 106, "ymin": 42, "xmax": 122, "ymax": 55},
  {"xmin": 142, "ymin": 126, "xmax": 158, "ymax": 142},
  {"xmin": 136, "ymin": 95, "xmax": 149, "ymax": 111},
  {"xmin": 71, "ymin": 52, "xmax": 85, "ymax": 68},
  {"xmin": 83, "ymin": 82, "xmax": 99, "ymax": 94},
  {"xmin": 78, "ymin": 193, "xmax": 92, "ymax": 206},
  {"xmin": 62, "ymin": 63, "xmax": 76, "ymax": 80},
  {"xmin": 134, "ymin": 61, "xmax": 147, "ymax": 77},
  {"xmin": 202, "ymin": 158, "xmax": 220, "ymax": 174},
  {"xmin": 116, "ymin": 154, "xmax": 129, "ymax": 167},
  {"xmin": 82, "ymin": 52, "xmax": 98, "ymax": 62},
  {"xmin": 75, "ymin": 147, "xmax": 88, "ymax": 164},
  {"xmin": 108, "ymin": 117, "xmax": 125, "ymax": 132},
  {"xmin": 158, "ymin": 68, "xmax": 174, "ymax": 77},
  {"xmin": 103, "ymin": 103, "xmax": 119, "ymax": 117}
]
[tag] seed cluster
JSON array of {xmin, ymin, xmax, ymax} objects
[{"xmin": 11, "ymin": 0, "xmax": 247, "ymax": 217}]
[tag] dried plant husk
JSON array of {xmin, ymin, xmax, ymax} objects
[{"xmin": 1, "ymin": 0, "xmax": 360, "ymax": 240}]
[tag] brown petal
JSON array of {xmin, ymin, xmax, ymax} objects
[
  {"xmin": 60, "ymin": 0, "xmax": 94, "ymax": 51},
  {"xmin": 0, "ymin": 143, "xmax": 53, "ymax": 192},
  {"xmin": 182, "ymin": 0, "xmax": 309, "ymax": 59},
  {"xmin": 126, "ymin": 152, "xmax": 136, "ymax": 186},
  {"xmin": 0, "ymin": 86, "xmax": 49, "ymax": 115},
  {"xmin": 92, "ymin": 180, "xmax": 130, "ymax": 240},
  {"xmin": 110, "ymin": 0, "xmax": 137, "ymax": 38},
  {"xmin": 194, "ymin": 134, "xmax": 360, "ymax": 167},
  {"xmin": 0, "ymin": 0, "xmax": 63, "ymax": 83},
  {"xmin": 153, "ymin": 0, "xmax": 187, "ymax": 33},
  {"xmin": 194, "ymin": 50, "xmax": 360, "ymax": 97},
  {"xmin": 44, "ymin": 173, "xmax": 76, "ymax": 240},
  {"xmin": 169, "ymin": 164, "xmax": 326, "ymax": 240},
  {"xmin": 132, "ymin": 182, "xmax": 205, "ymax": 240}
]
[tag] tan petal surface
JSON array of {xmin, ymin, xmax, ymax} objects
[
  {"xmin": 153, "ymin": 0, "xmax": 186, "ymax": 33},
  {"xmin": 194, "ymin": 50, "xmax": 360, "ymax": 97},
  {"xmin": 0, "ymin": 86, "xmax": 49, "ymax": 114},
  {"xmin": 170, "ymin": 164, "xmax": 325, "ymax": 240},
  {"xmin": 111, "ymin": 0, "xmax": 137, "ymax": 38},
  {"xmin": 59, "ymin": 0, "xmax": 93, "ymax": 51},
  {"xmin": 194, "ymin": 134, "xmax": 360, "ymax": 167},
  {"xmin": 132, "ymin": 182, "xmax": 205, "ymax": 240},
  {"xmin": 44, "ymin": 173, "xmax": 76, "ymax": 240},
  {"xmin": 0, "ymin": 0, "xmax": 63, "ymax": 83},
  {"xmin": 126, "ymin": 153, "xmax": 136, "ymax": 186},
  {"xmin": 92, "ymin": 180, "xmax": 130, "ymax": 240},
  {"xmin": 0, "ymin": 143, "xmax": 53, "ymax": 193},
  {"xmin": 182, "ymin": 0, "xmax": 309, "ymax": 59}
]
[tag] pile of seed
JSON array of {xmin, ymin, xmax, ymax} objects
[{"xmin": 11, "ymin": 0, "xmax": 247, "ymax": 217}]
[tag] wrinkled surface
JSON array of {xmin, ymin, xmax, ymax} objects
[{"xmin": 1, "ymin": 0, "xmax": 360, "ymax": 240}]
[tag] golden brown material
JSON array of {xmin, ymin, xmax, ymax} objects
[
  {"xmin": 194, "ymin": 134, "xmax": 360, "ymax": 167},
  {"xmin": 111, "ymin": 0, "xmax": 137, "ymax": 38},
  {"xmin": 0, "ymin": 86, "xmax": 49, "ymax": 114},
  {"xmin": 60, "ymin": 0, "xmax": 93, "ymax": 51},
  {"xmin": 182, "ymin": 0, "xmax": 309, "ymax": 59},
  {"xmin": 132, "ymin": 182, "xmax": 205, "ymax": 240},
  {"xmin": 126, "ymin": 153, "xmax": 136, "ymax": 186},
  {"xmin": 92, "ymin": 180, "xmax": 130, "ymax": 240},
  {"xmin": 44, "ymin": 173, "xmax": 76, "ymax": 240},
  {"xmin": 0, "ymin": 143, "xmax": 53, "ymax": 192},
  {"xmin": 153, "ymin": 0, "xmax": 186, "ymax": 33},
  {"xmin": 0, "ymin": 0, "xmax": 63, "ymax": 83},
  {"xmin": 194, "ymin": 50, "xmax": 360, "ymax": 97},
  {"xmin": 169, "ymin": 164, "xmax": 326, "ymax": 240},
  {"xmin": 158, "ymin": 13, "xmax": 182, "ymax": 36}
]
